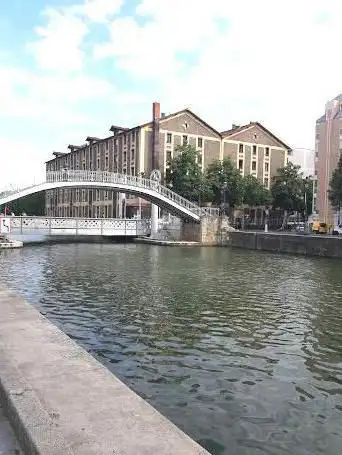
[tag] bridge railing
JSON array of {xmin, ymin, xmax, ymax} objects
[
  {"xmin": 46, "ymin": 171, "xmax": 219, "ymax": 217},
  {"xmin": 1, "ymin": 171, "xmax": 220, "ymax": 218}
]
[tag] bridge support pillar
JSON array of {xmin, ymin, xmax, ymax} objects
[
  {"xmin": 151, "ymin": 204, "xmax": 159, "ymax": 238},
  {"xmin": 181, "ymin": 216, "xmax": 230, "ymax": 245}
]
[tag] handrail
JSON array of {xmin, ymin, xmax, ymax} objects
[{"xmin": 1, "ymin": 171, "xmax": 220, "ymax": 218}]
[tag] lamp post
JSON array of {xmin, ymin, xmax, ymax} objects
[
  {"xmin": 221, "ymin": 181, "xmax": 229, "ymax": 216},
  {"xmin": 264, "ymin": 207, "xmax": 269, "ymax": 232}
]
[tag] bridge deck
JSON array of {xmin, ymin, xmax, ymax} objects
[{"xmin": 1, "ymin": 217, "xmax": 151, "ymax": 237}]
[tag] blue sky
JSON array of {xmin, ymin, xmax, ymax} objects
[{"xmin": 0, "ymin": 0, "xmax": 341, "ymax": 187}]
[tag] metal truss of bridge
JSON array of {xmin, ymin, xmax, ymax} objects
[
  {"xmin": 3, "ymin": 217, "xmax": 150, "ymax": 237},
  {"xmin": 0, "ymin": 171, "xmax": 219, "ymax": 221}
]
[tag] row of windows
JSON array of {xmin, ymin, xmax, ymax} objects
[
  {"xmin": 239, "ymin": 144, "xmax": 270, "ymax": 157},
  {"xmin": 238, "ymin": 160, "xmax": 269, "ymax": 172},
  {"xmin": 166, "ymin": 133, "xmax": 203, "ymax": 148}
]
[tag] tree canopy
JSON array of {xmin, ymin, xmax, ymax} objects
[
  {"xmin": 271, "ymin": 162, "xmax": 306, "ymax": 212},
  {"xmin": 165, "ymin": 144, "xmax": 205, "ymax": 202},
  {"xmin": 204, "ymin": 158, "xmax": 244, "ymax": 208},
  {"xmin": 0, "ymin": 192, "xmax": 45, "ymax": 216},
  {"xmin": 165, "ymin": 146, "xmax": 312, "ymax": 218},
  {"xmin": 242, "ymin": 174, "xmax": 271, "ymax": 207}
]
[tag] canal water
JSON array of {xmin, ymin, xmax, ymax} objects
[{"xmin": 1, "ymin": 243, "xmax": 342, "ymax": 455}]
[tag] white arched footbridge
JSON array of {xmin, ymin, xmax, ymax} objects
[{"xmin": 0, "ymin": 171, "xmax": 218, "ymax": 221}]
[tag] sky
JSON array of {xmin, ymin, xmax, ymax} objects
[{"xmin": 1, "ymin": 0, "xmax": 342, "ymax": 188}]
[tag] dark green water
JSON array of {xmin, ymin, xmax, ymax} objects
[{"xmin": 1, "ymin": 243, "xmax": 342, "ymax": 455}]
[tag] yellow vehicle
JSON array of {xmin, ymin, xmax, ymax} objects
[{"xmin": 312, "ymin": 221, "xmax": 328, "ymax": 234}]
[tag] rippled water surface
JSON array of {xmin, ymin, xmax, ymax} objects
[{"xmin": 1, "ymin": 243, "xmax": 342, "ymax": 454}]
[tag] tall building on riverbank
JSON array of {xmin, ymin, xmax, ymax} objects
[
  {"xmin": 45, "ymin": 103, "xmax": 291, "ymax": 218},
  {"xmin": 315, "ymin": 94, "xmax": 342, "ymax": 223}
]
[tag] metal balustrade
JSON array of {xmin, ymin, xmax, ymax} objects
[
  {"xmin": 4, "ymin": 216, "xmax": 151, "ymax": 237},
  {"xmin": 0, "ymin": 171, "xmax": 220, "ymax": 220}
]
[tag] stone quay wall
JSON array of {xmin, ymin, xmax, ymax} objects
[
  {"xmin": 0, "ymin": 286, "xmax": 210, "ymax": 455},
  {"xmin": 228, "ymin": 231, "xmax": 342, "ymax": 259}
]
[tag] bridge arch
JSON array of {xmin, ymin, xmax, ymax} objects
[{"xmin": 0, "ymin": 171, "xmax": 218, "ymax": 221}]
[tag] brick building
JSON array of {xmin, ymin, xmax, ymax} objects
[{"xmin": 45, "ymin": 102, "xmax": 291, "ymax": 218}]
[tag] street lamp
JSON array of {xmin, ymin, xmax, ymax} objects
[{"xmin": 221, "ymin": 181, "xmax": 229, "ymax": 216}]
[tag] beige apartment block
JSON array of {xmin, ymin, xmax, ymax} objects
[
  {"xmin": 45, "ymin": 103, "xmax": 291, "ymax": 218},
  {"xmin": 221, "ymin": 123, "xmax": 291, "ymax": 190}
]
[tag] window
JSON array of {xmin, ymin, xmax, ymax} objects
[
  {"xmin": 252, "ymin": 145, "xmax": 257, "ymax": 155},
  {"xmin": 166, "ymin": 150, "xmax": 172, "ymax": 163},
  {"xmin": 252, "ymin": 161, "xmax": 256, "ymax": 171},
  {"xmin": 198, "ymin": 153, "xmax": 202, "ymax": 165},
  {"xmin": 96, "ymin": 189, "xmax": 100, "ymax": 201},
  {"xmin": 239, "ymin": 143, "xmax": 244, "ymax": 154},
  {"xmin": 97, "ymin": 158, "xmax": 100, "ymax": 169},
  {"xmin": 105, "ymin": 191, "xmax": 108, "ymax": 200},
  {"xmin": 264, "ymin": 178, "xmax": 269, "ymax": 187},
  {"xmin": 131, "ymin": 149, "xmax": 135, "ymax": 161},
  {"xmin": 131, "ymin": 131, "xmax": 135, "ymax": 141},
  {"xmin": 265, "ymin": 147, "xmax": 270, "ymax": 157},
  {"xmin": 167, "ymin": 133, "xmax": 172, "ymax": 144},
  {"xmin": 131, "ymin": 166, "xmax": 135, "ymax": 176},
  {"xmin": 106, "ymin": 141, "xmax": 109, "ymax": 150},
  {"xmin": 239, "ymin": 159, "xmax": 243, "ymax": 170},
  {"xmin": 265, "ymin": 162, "xmax": 269, "ymax": 172},
  {"xmin": 183, "ymin": 135, "xmax": 188, "ymax": 145},
  {"xmin": 198, "ymin": 137, "xmax": 203, "ymax": 148},
  {"xmin": 105, "ymin": 155, "xmax": 109, "ymax": 168},
  {"xmin": 124, "ymin": 135, "xmax": 127, "ymax": 145},
  {"xmin": 123, "ymin": 151, "xmax": 127, "ymax": 162}
]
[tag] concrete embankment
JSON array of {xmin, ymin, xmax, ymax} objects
[
  {"xmin": 228, "ymin": 231, "xmax": 342, "ymax": 258},
  {"xmin": 0, "ymin": 286, "xmax": 209, "ymax": 455}
]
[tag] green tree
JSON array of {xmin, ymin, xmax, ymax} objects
[
  {"xmin": 329, "ymin": 154, "xmax": 342, "ymax": 222},
  {"xmin": 0, "ymin": 192, "xmax": 45, "ymax": 216},
  {"xmin": 205, "ymin": 157, "xmax": 243, "ymax": 209},
  {"xmin": 242, "ymin": 175, "xmax": 271, "ymax": 207},
  {"xmin": 271, "ymin": 162, "xmax": 306, "ymax": 228},
  {"xmin": 166, "ymin": 144, "xmax": 206, "ymax": 202}
]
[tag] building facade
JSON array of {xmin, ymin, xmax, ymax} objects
[
  {"xmin": 45, "ymin": 103, "xmax": 291, "ymax": 218},
  {"xmin": 315, "ymin": 94, "xmax": 342, "ymax": 224},
  {"xmin": 221, "ymin": 122, "xmax": 290, "ymax": 189}
]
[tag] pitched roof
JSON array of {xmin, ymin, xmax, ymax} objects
[
  {"xmin": 139, "ymin": 108, "xmax": 222, "ymax": 137},
  {"xmin": 221, "ymin": 122, "xmax": 291, "ymax": 150}
]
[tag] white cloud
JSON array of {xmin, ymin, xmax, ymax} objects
[
  {"xmin": 0, "ymin": 138, "xmax": 46, "ymax": 190},
  {"xmin": 3, "ymin": 0, "xmax": 342, "ymax": 190},
  {"xmin": 81, "ymin": 0, "xmax": 124, "ymax": 22},
  {"xmin": 93, "ymin": 0, "xmax": 342, "ymax": 149},
  {"xmin": 28, "ymin": 6, "xmax": 88, "ymax": 72},
  {"xmin": 0, "ymin": 66, "xmax": 114, "ymax": 124}
]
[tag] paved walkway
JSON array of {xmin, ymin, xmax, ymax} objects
[{"xmin": 0, "ymin": 404, "xmax": 21, "ymax": 455}]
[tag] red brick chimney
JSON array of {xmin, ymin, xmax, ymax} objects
[{"xmin": 152, "ymin": 102, "xmax": 161, "ymax": 121}]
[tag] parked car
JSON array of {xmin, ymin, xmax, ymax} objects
[
  {"xmin": 332, "ymin": 225, "xmax": 342, "ymax": 235},
  {"xmin": 312, "ymin": 221, "xmax": 328, "ymax": 234},
  {"xmin": 295, "ymin": 222, "xmax": 305, "ymax": 233}
]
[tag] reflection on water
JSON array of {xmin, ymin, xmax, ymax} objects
[{"xmin": 1, "ymin": 244, "xmax": 342, "ymax": 455}]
